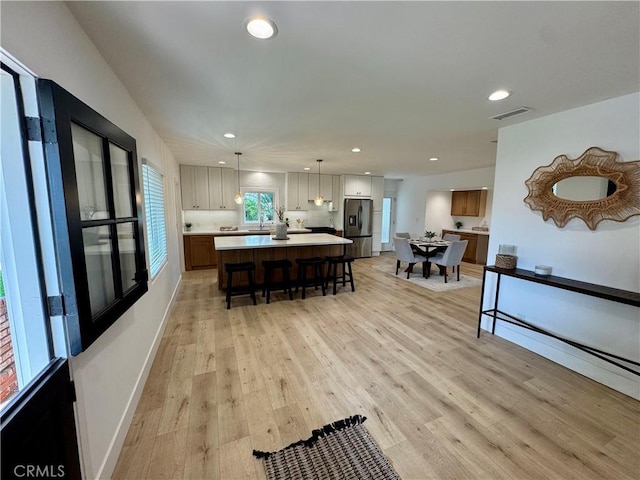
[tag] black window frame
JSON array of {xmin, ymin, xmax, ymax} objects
[{"xmin": 37, "ymin": 79, "xmax": 148, "ymax": 353}]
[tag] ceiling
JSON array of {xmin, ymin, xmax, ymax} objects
[{"xmin": 66, "ymin": 1, "xmax": 639, "ymax": 178}]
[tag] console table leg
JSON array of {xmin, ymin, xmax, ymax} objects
[
  {"xmin": 477, "ymin": 268, "xmax": 488, "ymax": 338},
  {"xmin": 492, "ymin": 273, "xmax": 501, "ymax": 334}
]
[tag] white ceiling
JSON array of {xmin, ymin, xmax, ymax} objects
[{"xmin": 67, "ymin": 1, "xmax": 639, "ymax": 178}]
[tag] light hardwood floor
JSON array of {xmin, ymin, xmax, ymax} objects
[{"xmin": 114, "ymin": 254, "xmax": 639, "ymax": 479}]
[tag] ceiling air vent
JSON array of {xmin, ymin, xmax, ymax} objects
[{"xmin": 490, "ymin": 106, "xmax": 533, "ymax": 121}]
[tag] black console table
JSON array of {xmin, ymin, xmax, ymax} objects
[{"xmin": 478, "ymin": 265, "xmax": 640, "ymax": 376}]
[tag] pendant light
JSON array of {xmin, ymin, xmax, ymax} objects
[
  {"xmin": 314, "ymin": 159, "xmax": 324, "ymax": 206},
  {"xmin": 234, "ymin": 152, "xmax": 243, "ymax": 204}
]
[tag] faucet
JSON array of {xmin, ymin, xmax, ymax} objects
[{"xmin": 259, "ymin": 215, "xmax": 264, "ymax": 230}]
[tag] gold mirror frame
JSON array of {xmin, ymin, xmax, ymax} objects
[{"xmin": 524, "ymin": 147, "xmax": 640, "ymax": 230}]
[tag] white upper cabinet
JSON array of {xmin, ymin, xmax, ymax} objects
[
  {"xmin": 371, "ymin": 176, "xmax": 384, "ymax": 211},
  {"xmin": 286, "ymin": 172, "xmax": 309, "ymax": 211},
  {"xmin": 208, "ymin": 167, "xmax": 238, "ymax": 210},
  {"xmin": 344, "ymin": 175, "xmax": 372, "ymax": 197},
  {"xmin": 180, "ymin": 165, "xmax": 209, "ymax": 209},
  {"xmin": 307, "ymin": 173, "xmax": 333, "ymax": 202},
  {"xmin": 330, "ymin": 175, "xmax": 341, "ymax": 212}
]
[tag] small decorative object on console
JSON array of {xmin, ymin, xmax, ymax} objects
[
  {"xmin": 534, "ymin": 265, "xmax": 552, "ymax": 276},
  {"xmin": 495, "ymin": 244, "xmax": 517, "ymax": 269}
]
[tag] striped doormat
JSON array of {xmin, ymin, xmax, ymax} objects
[{"xmin": 253, "ymin": 415, "xmax": 401, "ymax": 480}]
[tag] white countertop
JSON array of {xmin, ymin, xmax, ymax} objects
[
  {"xmin": 443, "ymin": 228, "xmax": 490, "ymax": 236},
  {"xmin": 184, "ymin": 228, "xmax": 311, "ymax": 236},
  {"xmin": 214, "ymin": 233, "xmax": 352, "ymax": 250}
]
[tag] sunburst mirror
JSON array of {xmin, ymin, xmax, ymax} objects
[{"xmin": 524, "ymin": 147, "xmax": 640, "ymax": 230}]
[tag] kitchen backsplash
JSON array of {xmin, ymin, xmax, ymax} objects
[{"xmin": 183, "ymin": 202, "xmax": 342, "ymax": 230}]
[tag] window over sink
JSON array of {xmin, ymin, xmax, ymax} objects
[{"xmin": 243, "ymin": 190, "xmax": 276, "ymax": 225}]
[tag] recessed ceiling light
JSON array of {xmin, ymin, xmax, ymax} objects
[
  {"xmin": 352, "ymin": 148, "xmax": 362, "ymax": 153},
  {"xmin": 364, "ymin": 171, "xmax": 371, "ymax": 175},
  {"xmin": 482, "ymin": 187, "xmax": 488, "ymax": 190},
  {"xmin": 218, "ymin": 161, "xmax": 226, "ymax": 164},
  {"xmin": 450, "ymin": 189, "xmax": 455, "ymax": 191},
  {"xmin": 429, "ymin": 157, "xmax": 438, "ymax": 161},
  {"xmin": 223, "ymin": 133, "xmax": 236, "ymax": 139},
  {"xmin": 488, "ymin": 89, "xmax": 511, "ymax": 101},
  {"xmin": 246, "ymin": 18, "xmax": 278, "ymax": 39},
  {"xmin": 303, "ymin": 167, "xmax": 311, "ymax": 171}
]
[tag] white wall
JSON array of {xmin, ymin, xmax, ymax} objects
[
  {"xmin": 2, "ymin": 2, "xmax": 182, "ymax": 477},
  {"xmin": 396, "ymin": 167, "xmax": 495, "ymax": 237},
  {"xmin": 486, "ymin": 92, "xmax": 640, "ymax": 399}
]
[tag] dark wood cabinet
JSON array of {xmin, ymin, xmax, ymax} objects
[
  {"xmin": 442, "ymin": 230, "xmax": 489, "ymax": 265},
  {"xmin": 458, "ymin": 233, "xmax": 478, "ymax": 263},
  {"xmin": 451, "ymin": 190, "xmax": 487, "ymax": 216},
  {"xmin": 184, "ymin": 235, "xmax": 216, "ymax": 270}
]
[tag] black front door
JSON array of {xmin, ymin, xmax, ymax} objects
[
  {"xmin": 0, "ymin": 62, "xmax": 82, "ymax": 480},
  {"xmin": 1, "ymin": 359, "xmax": 81, "ymax": 480}
]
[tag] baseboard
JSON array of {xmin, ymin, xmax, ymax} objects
[
  {"xmin": 95, "ymin": 274, "xmax": 182, "ymax": 479},
  {"xmin": 482, "ymin": 320, "xmax": 640, "ymax": 400}
]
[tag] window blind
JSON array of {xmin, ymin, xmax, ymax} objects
[{"xmin": 142, "ymin": 164, "xmax": 167, "ymax": 278}]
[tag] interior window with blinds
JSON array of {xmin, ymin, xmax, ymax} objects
[{"xmin": 142, "ymin": 162, "xmax": 167, "ymax": 278}]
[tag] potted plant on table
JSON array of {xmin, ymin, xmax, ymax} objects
[
  {"xmin": 455, "ymin": 221, "xmax": 463, "ymax": 229},
  {"xmin": 184, "ymin": 222, "xmax": 192, "ymax": 232},
  {"xmin": 424, "ymin": 230, "xmax": 437, "ymax": 241}
]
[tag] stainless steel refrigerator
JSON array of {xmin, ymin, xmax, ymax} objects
[{"xmin": 343, "ymin": 198, "xmax": 373, "ymax": 258}]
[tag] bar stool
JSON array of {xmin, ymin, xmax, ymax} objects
[
  {"xmin": 325, "ymin": 255, "xmax": 355, "ymax": 295},
  {"xmin": 224, "ymin": 261, "xmax": 257, "ymax": 309},
  {"xmin": 295, "ymin": 257, "xmax": 326, "ymax": 299},
  {"xmin": 262, "ymin": 259, "xmax": 294, "ymax": 304}
]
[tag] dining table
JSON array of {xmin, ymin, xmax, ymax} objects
[
  {"xmin": 409, "ymin": 239, "xmax": 450, "ymax": 257},
  {"xmin": 408, "ymin": 239, "xmax": 451, "ymax": 277}
]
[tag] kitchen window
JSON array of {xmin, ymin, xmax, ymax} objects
[{"xmin": 243, "ymin": 190, "xmax": 275, "ymax": 224}]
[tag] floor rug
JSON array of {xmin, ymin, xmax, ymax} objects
[
  {"xmin": 372, "ymin": 263, "xmax": 482, "ymax": 292},
  {"xmin": 253, "ymin": 415, "xmax": 401, "ymax": 480}
]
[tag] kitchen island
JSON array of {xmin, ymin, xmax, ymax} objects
[
  {"xmin": 183, "ymin": 228, "xmax": 312, "ymax": 271},
  {"xmin": 214, "ymin": 233, "xmax": 352, "ymax": 289}
]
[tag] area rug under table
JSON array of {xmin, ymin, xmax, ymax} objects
[
  {"xmin": 372, "ymin": 263, "xmax": 482, "ymax": 292},
  {"xmin": 253, "ymin": 415, "xmax": 401, "ymax": 480}
]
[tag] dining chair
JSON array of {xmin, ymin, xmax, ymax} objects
[
  {"xmin": 442, "ymin": 233, "xmax": 461, "ymax": 272},
  {"xmin": 427, "ymin": 240, "xmax": 468, "ymax": 283},
  {"xmin": 395, "ymin": 232, "xmax": 425, "ymax": 255},
  {"xmin": 394, "ymin": 237, "xmax": 428, "ymax": 279}
]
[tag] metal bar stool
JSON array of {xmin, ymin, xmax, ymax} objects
[
  {"xmin": 262, "ymin": 259, "xmax": 294, "ymax": 304},
  {"xmin": 224, "ymin": 261, "xmax": 257, "ymax": 309},
  {"xmin": 325, "ymin": 255, "xmax": 355, "ymax": 295},
  {"xmin": 295, "ymin": 257, "xmax": 326, "ymax": 299}
]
